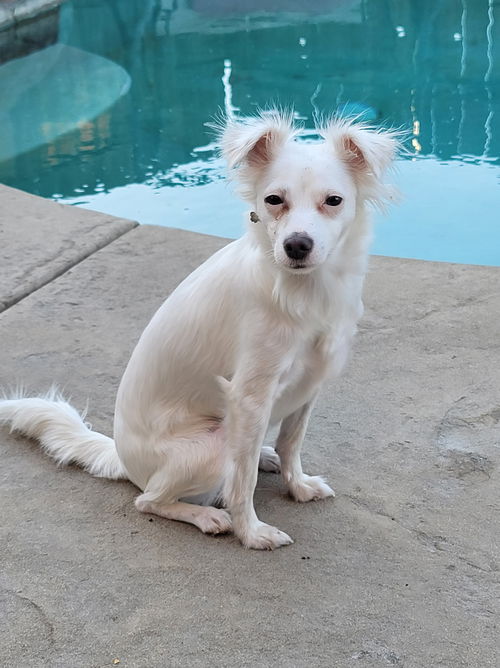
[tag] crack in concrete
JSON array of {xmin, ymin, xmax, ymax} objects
[
  {"xmin": 412, "ymin": 293, "xmax": 500, "ymax": 322},
  {"xmin": 0, "ymin": 222, "xmax": 138, "ymax": 314},
  {"xmin": 435, "ymin": 395, "xmax": 500, "ymax": 447},
  {"xmin": 2, "ymin": 588, "xmax": 56, "ymax": 647},
  {"xmin": 343, "ymin": 494, "xmax": 498, "ymax": 572}
]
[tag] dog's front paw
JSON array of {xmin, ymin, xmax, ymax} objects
[
  {"xmin": 288, "ymin": 474, "xmax": 335, "ymax": 503},
  {"xmin": 259, "ymin": 446, "xmax": 281, "ymax": 473},
  {"xmin": 240, "ymin": 521, "xmax": 293, "ymax": 550}
]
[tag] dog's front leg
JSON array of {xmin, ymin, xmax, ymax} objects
[
  {"xmin": 276, "ymin": 397, "xmax": 335, "ymax": 503},
  {"xmin": 222, "ymin": 362, "xmax": 294, "ymax": 550}
]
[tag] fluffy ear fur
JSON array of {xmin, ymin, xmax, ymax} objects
[
  {"xmin": 322, "ymin": 118, "xmax": 400, "ymax": 208},
  {"xmin": 215, "ymin": 110, "xmax": 296, "ymax": 201},
  {"xmin": 219, "ymin": 110, "xmax": 296, "ymax": 169},
  {"xmin": 323, "ymin": 118, "xmax": 398, "ymax": 177}
]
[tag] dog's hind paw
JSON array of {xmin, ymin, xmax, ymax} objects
[
  {"xmin": 288, "ymin": 474, "xmax": 335, "ymax": 503},
  {"xmin": 241, "ymin": 521, "xmax": 293, "ymax": 550},
  {"xmin": 259, "ymin": 446, "xmax": 281, "ymax": 473},
  {"xmin": 197, "ymin": 507, "xmax": 233, "ymax": 535}
]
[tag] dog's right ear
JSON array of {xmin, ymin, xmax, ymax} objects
[{"xmin": 217, "ymin": 111, "xmax": 295, "ymax": 170}]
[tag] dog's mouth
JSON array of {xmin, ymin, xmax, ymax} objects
[
  {"xmin": 273, "ymin": 248, "xmax": 319, "ymax": 274},
  {"xmin": 283, "ymin": 261, "xmax": 317, "ymax": 274}
]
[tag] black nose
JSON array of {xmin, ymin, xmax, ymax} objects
[{"xmin": 283, "ymin": 233, "xmax": 314, "ymax": 261}]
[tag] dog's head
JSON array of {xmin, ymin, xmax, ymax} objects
[{"xmin": 219, "ymin": 111, "xmax": 399, "ymax": 274}]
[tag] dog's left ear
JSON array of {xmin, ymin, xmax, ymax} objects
[{"xmin": 326, "ymin": 121, "xmax": 399, "ymax": 179}]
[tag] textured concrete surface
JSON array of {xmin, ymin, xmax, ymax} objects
[
  {"xmin": 0, "ymin": 204, "xmax": 499, "ymax": 666},
  {"xmin": 0, "ymin": 185, "xmax": 136, "ymax": 311}
]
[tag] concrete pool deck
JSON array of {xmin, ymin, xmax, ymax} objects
[{"xmin": 0, "ymin": 184, "xmax": 498, "ymax": 667}]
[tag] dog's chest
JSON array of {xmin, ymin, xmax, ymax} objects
[
  {"xmin": 270, "ymin": 292, "xmax": 361, "ymax": 423},
  {"xmin": 271, "ymin": 336, "xmax": 331, "ymax": 420}
]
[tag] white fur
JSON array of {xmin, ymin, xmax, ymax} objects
[{"xmin": 0, "ymin": 112, "xmax": 398, "ymax": 549}]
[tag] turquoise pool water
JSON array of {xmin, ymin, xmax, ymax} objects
[{"xmin": 0, "ymin": 0, "xmax": 499, "ymax": 265}]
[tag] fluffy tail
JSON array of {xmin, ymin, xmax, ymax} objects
[{"xmin": 0, "ymin": 392, "xmax": 127, "ymax": 480}]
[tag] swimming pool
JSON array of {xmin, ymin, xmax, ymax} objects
[{"xmin": 0, "ymin": 0, "xmax": 499, "ymax": 265}]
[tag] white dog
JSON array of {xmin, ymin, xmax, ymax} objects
[{"xmin": 0, "ymin": 112, "xmax": 398, "ymax": 549}]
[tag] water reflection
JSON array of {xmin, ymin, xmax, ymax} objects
[{"xmin": 0, "ymin": 0, "xmax": 498, "ymax": 200}]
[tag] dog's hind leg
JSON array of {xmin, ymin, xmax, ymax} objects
[
  {"xmin": 276, "ymin": 398, "xmax": 335, "ymax": 503},
  {"xmin": 136, "ymin": 496, "xmax": 232, "ymax": 534},
  {"xmin": 134, "ymin": 431, "xmax": 232, "ymax": 535},
  {"xmin": 259, "ymin": 445, "xmax": 281, "ymax": 473}
]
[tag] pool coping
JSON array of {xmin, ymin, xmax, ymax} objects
[
  {"xmin": 0, "ymin": 0, "xmax": 65, "ymax": 64},
  {"xmin": 0, "ymin": 0, "xmax": 64, "ymax": 31},
  {"xmin": 0, "ymin": 184, "xmax": 137, "ymax": 312}
]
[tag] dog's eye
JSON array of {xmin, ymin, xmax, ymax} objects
[
  {"xmin": 325, "ymin": 195, "xmax": 343, "ymax": 207},
  {"xmin": 265, "ymin": 195, "xmax": 284, "ymax": 205}
]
